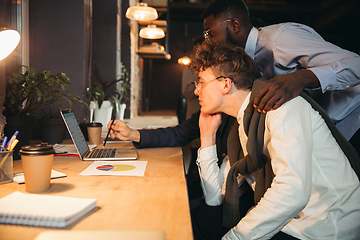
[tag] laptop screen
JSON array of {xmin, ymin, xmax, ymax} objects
[{"xmin": 61, "ymin": 111, "xmax": 89, "ymax": 157}]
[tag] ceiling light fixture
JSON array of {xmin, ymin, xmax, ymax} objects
[
  {"xmin": 139, "ymin": 25, "xmax": 165, "ymax": 39},
  {"xmin": 125, "ymin": 2, "xmax": 158, "ymax": 21},
  {"xmin": 0, "ymin": 25, "xmax": 20, "ymax": 61}
]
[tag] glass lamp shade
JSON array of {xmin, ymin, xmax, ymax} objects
[
  {"xmin": 125, "ymin": 2, "xmax": 158, "ymax": 21},
  {"xmin": 178, "ymin": 56, "xmax": 191, "ymax": 66},
  {"xmin": 139, "ymin": 25, "xmax": 165, "ymax": 39},
  {"xmin": 0, "ymin": 27, "xmax": 20, "ymax": 61}
]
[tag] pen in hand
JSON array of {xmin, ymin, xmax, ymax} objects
[{"xmin": 103, "ymin": 119, "xmax": 115, "ymax": 148}]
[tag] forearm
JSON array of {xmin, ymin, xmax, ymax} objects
[
  {"xmin": 128, "ymin": 129, "xmax": 140, "ymax": 142},
  {"xmin": 200, "ymin": 131, "xmax": 216, "ymax": 149},
  {"xmin": 273, "ymin": 23, "xmax": 360, "ymax": 91},
  {"xmin": 298, "ymin": 69, "xmax": 320, "ymax": 89},
  {"xmin": 133, "ymin": 113, "xmax": 200, "ymax": 149},
  {"xmin": 309, "ymin": 55, "xmax": 360, "ymax": 91},
  {"xmin": 197, "ymin": 146, "xmax": 226, "ymax": 206}
]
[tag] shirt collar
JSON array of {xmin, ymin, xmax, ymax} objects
[
  {"xmin": 237, "ymin": 92, "xmax": 252, "ymax": 124},
  {"xmin": 244, "ymin": 27, "xmax": 258, "ymax": 60}
]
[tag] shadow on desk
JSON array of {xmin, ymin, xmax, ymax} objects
[
  {"xmin": 66, "ymin": 206, "xmax": 101, "ymax": 229},
  {"xmin": 48, "ymin": 183, "xmax": 75, "ymax": 193}
]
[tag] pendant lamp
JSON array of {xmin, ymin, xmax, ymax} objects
[
  {"xmin": 125, "ymin": 2, "xmax": 158, "ymax": 21},
  {"xmin": 139, "ymin": 25, "xmax": 165, "ymax": 39},
  {"xmin": 178, "ymin": 56, "xmax": 191, "ymax": 66},
  {"xmin": 0, "ymin": 25, "xmax": 20, "ymax": 61}
]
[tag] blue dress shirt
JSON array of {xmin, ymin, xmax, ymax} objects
[{"xmin": 245, "ymin": 23, "xmax": 360, "ymax": 140}]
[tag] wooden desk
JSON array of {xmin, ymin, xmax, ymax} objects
[{"xmin": 0, "ymin": 143, "xmax": 193, "ymax": 240}]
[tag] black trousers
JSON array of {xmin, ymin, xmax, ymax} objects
[
  {"xmin": 191, "ymin": 201, "xmax": 299, "ymax": 240},
  {"xmin": 191, "ymin": 186, "xmax": 256, "ymax": 240}
]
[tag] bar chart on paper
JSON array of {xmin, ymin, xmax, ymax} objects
[{"xmin": 79, "ymin": 161, "xmax": 147, "ymax": 176}]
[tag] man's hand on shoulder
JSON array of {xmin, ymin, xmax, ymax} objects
[{"xmin": 253, "ymin": 69, "xmax": 320, "ymax": 113}]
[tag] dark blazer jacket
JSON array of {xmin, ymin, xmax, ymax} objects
[{"xmin": 133, "ymin": 111, "xmax": 238, "ymax": 162}]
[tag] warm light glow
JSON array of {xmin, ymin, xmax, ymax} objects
[
  {"xmin": 125, "ymin": 2, "xmax": 158, "ymax": 21},
  {"xmin": 139, "ymin": 25, "xmax": 165, "ymax": 39},
  {"xmin": 0, "ymin": 28, "xmax": 20, "ymax": 61},
  {"xmin": 178, "ymin": 56, "xmax": 191, "ymax": 66},
  {"xmin": 151, "ymin": 42, "xmax": 165, "ymax": 52}
]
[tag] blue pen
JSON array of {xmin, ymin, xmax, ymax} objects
[
  {"xmin": 6, "ymin": 131, "xmax": 18, "ymax": 149},
  {"xmin": 0, "ymin": 136, "xmax": 7, "ymax": 152}
]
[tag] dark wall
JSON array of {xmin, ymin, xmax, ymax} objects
[
  {"xmin": 145, "ymin": 19, "xmax": 203, "ymax": 111},
  {"xmin": 121, "ymin": 1, "xmax": 131, "ymax": 77},
  {"xmin": 246, "ymin": 2, "xmax": 360, "ymax": 54},
  {"xmin": 29, "ymin": 0, "xmax": 91, "ymax": 122},
  {"xmin": 92, "ymin": 0, "xmax": 131, "ymax": 118},
  {"xmin": 92, "ymin": 0, "xmax": 118, "ymax": 84}
]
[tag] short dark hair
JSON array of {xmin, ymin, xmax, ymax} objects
[
  {"xmin": 202, "ymin": 0, "xmax": 249, "ymax": 21},
  {"xmin": 189, "ymin": 41, "xmax": 261, "ymax": 90}
]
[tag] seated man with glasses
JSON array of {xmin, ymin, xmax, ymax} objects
[{"xmin": 189, "ymin": 41, "xmax": 360, "ymax": 240}]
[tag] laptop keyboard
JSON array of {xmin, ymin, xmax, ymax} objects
[{"xmin": 88, "ymin": 148, "xmax": 116, "ymax": 158}]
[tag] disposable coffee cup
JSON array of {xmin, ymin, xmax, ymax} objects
[
  {"xmin": 19, "ymin": 143, "xmax": 55, "ymax": 193},
  {"xmin": 87, "ymin": 122, "xmax": 103, "ymax": 145}
]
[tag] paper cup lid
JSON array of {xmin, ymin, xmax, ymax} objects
[
  {"xmin": 87, "ymin": 122, "xmax": 103, "ymax": 127},
  {"xmin": 19, "ymin": 143, "xmax": 55, "ymax": 155}
]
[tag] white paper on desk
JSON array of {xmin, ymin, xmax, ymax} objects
[
  {"xmin": 13, "ymin": 170, "xmax": 67, "ymax": 184},
  {"xmin": 53, "ymin": 143, "xmax": 97, "ymax": 155},
  {"xmin": 79, "ymin": 161, "xmax": 147, "ymax": 176}
]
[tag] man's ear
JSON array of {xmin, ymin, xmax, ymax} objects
[
  {"xmin": 230, "ymin": 18, "xmax": 241, "ymax": 34},
  {"xmin": 222, "ymin": 78, "xmax": 233, "ymax": 95}
]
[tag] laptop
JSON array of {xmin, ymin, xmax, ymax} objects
[{"xmin": 60, "ymin": 109, "xmax": 138, "ymax": 161}]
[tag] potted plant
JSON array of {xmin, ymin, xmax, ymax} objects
[
  {"xmin": 3, "ymin": 65, "xmax": 86, "ymax": 158},
  {"xmin": 90, "ymin": 64, "xmax": 130, "ymax": 127},
  {"xmin": 36, "ymin": 107, "xmax": 66, "ymax": 145}
]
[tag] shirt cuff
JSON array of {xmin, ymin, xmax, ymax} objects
[
  {"xmin": 308, "ymin": 65, "xmax": 337, "ymax": 92},
  {"xmin": 198, "ymin": 145, "xmax": 217, "ymax": 163}
]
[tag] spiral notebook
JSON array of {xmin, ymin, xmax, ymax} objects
[{"xmin": 0, "ymin": 191, "xmax": 96, "ymax": 228}]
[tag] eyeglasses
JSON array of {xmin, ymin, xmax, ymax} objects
[
  {"xmin": 203, "ymin": 19, "xmax": 231, "ymax": 40},
  {"xmin": 194, "ymin": 76, "xmax": 226, "ymax": 90}
]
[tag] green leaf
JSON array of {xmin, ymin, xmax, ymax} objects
[{"xmin": 3, "ymin": 65, "xmax": 86, "ymax": 116}]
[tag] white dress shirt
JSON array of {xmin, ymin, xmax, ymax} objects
[
  {"xmin": 197, "ymin": 93, "xmax": 360, "ymax": 239},
  {"xmin": 244, "ymin": 23, "xmax": 360, "ymax": 140}
]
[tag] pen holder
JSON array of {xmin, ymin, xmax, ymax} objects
[{"xmin": 0, "ymin": 151, "xmax": 13, "ymax": 184}]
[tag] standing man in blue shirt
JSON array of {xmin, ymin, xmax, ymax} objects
[{"xmin": 202, "ymin": 0, "xmax": 360, "ymax": 153}]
